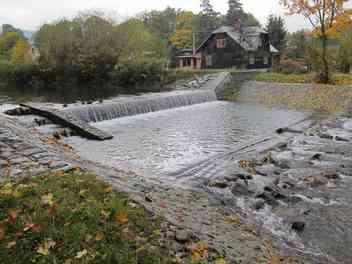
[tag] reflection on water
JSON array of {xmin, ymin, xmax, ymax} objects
[
  {"xmin": 0, "ymin": 82, "xmax": 165, "ymax": 104},
  {"xmin": 65, "ymin": 101, "xmax": 308, "ymax": 178}
]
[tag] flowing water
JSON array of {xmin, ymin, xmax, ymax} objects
[
  {"xmin": 64, "ymin": 90, "xmax": 218, "ymax": 123},
  {"xmin": 5, "ymin": 79, "xmax": 351, "ymax": 262},
  {"xmin": 64, "ymin": 101, "xmax": 308, "ymax": 181}
]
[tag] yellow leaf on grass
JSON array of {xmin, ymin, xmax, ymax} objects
[
  {"xmin": 85, "ymin": 234, "xmax": 93, "ymax": 243},
  {"xmin": 54, "ymin": 171, "xmax": 65, "ymax": 177},
  {"xmin": 75, "ymin": 249, "xmax": 88, "ymax": 259},
  {"xmin": 1, "ymin": 183, "xmax": 13, "ymax": 195},
  {"xmin": 215, "ymin": 258, "xmax": 228, "ymax": 264},
  {"xmin": 268, "ymin": 255, "xmax": 281, "ymax": 264},
  {"xmin": 64, "ymin": 259, "xmax": 73, "ymax": 264},
  {"xmin": 104, "ymin": 186, "xmax": 113, "ymax": 193},
  {"xmin": 6, "ymin": 241, "xmax": 16, "ymax": 249},
  {"xmin": 191, "ymin": 252, "xmax": 202, "ymax": 263},
  {"xmin": 115, "ymin": 211, "xmax": 129, "ymax": 225},
  {"xmin": 37, "ymin": 240, "xmax": 56, "ymax": 256},
  {"xmin": 41, "ymin": 193, "xmax": 54, "ymax": 206},
  {"xmin": 95, "ymin": 232, "xmax": 104, "ymax": 241},
  {"xmin": 12, "ymin": 190, "xmax": 23, "ymax": 198}
]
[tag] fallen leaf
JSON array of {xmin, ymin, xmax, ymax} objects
[
  {"xmin": 75, "ymin": 249, "xmax": 88, "ymax": 259},
  {"xmin": 225, "ymin": 214, "xmax": 241, "ymax": 225},
  {"xmin": 37, "ymin": 240, "xmax": 56, "ymax": 256},
  {"xmin": 54, "ymin": 171, "xmax": 65, "ymax": 177},
  {"xmin": 101, "ymin": 210, "xmax": 111, "ymax": 219},
  {"xmin": 24, "ymin": 223, "xmax": 41, "ymax": 233},
  {"xmin": 12, "ymin": 190, "xmax": 23, "ymax": 198},
  {"xmin": 215, "ymin": 258, "xmax": 228, "ymax": 264},
  {"xmin": 128, "ymin": 202, "xmax": 138, "ymax": 208},
  {"xmin": 104, "ymin": 187, "xmax": 113, "ymax": 193},
  {"xmin": 48, "ymin": 203, "xmax": 59, "ymax": 217},
  {"xmin": 6, "ymin": 241, "xmax": 16, "ymax": 249},
  {"xmin": 115, "ymin": 211, "xmax": 128, "ymax": 225},
  {"xmin": 95, "ymin": 232, "xmax": 104, "ymax": 241},
  {"xmin": 268, "ymin": 255, "xmax": 281, "ymax": 264},
  {"xmin": 191, "ymin": 252, "xmax": 202, "ymax": 263},
  {"xmin": 7, "ymin": 210, "xmax": 20, "ymax": 225},
  {"xmin": 41, "ymin": 193, "xmax": 54, "ymax": 206},
  {"xmin": 189, "ymin": 241, "xmax": 209, "ymax": 260},
  {"xmin": 64, "ymin": 259, "xmax": 73, "ymax": 264},
  {"xmin": 79, "ymin": 190, "xmax": 88, "ymax": 196},
  {"xmin": 1, "ymin": 183, "xmax": 13, "ymax": 195},
  {"xmin": 122, "ymin": 228, "xmax": 136, "ymax": 241},
  {"xmin": 85, "ymin": 234, "xmax": 93, "ymax": 243}
]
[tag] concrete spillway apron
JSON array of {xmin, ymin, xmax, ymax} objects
[{"xmin": 20, "ymin": 103, "xmax": 113, "ymax": 141}]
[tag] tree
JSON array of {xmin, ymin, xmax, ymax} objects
[
  {"xmin": 2, "ymin": 24, "xmax": 25, "ymax": 39},
  {"xmin": 116, "ymin": 18, "xmax": 167, "ymax": 62},
  {"xmin": 198, "ymin": 0, "xmax": 221, "ymax": 41},
  {"xmin": 337, "ymin": 27, "xmax": 352, "ymax": 73},
  {"xmin": 10, "ymin": 39, "xmax": 32, "ymax": 64},
  {"xmin": 142, "ymin": 8, "xmax": 178, "ymax": 40},
  {"xmin": 0, "ymin": 32, "xmax": 23, "ymax": 60},
  {"xmin": 281, "ymin": 0, "xmax": 352, "ymax": 83},
  {"xmin": 226, "ymin": 0, "xmax": 260, "ymax": 27},
  {"xmin": 226, "ymin": 0, "xmax": 244, "ymax": 26},
  {"xmin": 286, "ymin": 30, "xmax": 309, "ymax": 59},
  {"xmin": 242, "ymin": 13, "xmax": 261, "ymax": 27},
  {"xmin": 169, "ymin": 11, "xmax": 196, "ymax": 50},
  {"xmin": 265, "ymin": 15, "xmax": 287, "ymax": 52},
  {"xmin": 35, "ymin": 12, "xmax": 125, "ymax": 81}
]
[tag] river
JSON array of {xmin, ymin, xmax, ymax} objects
[{"xmin": 64, "ymin": 101, "xmax": 308, "ymax": 182}]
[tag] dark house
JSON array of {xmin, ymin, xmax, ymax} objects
[{"xmin": 176, "ymin": 24, "xmax": 279, "ymax": 70}]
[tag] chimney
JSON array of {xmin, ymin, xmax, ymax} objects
[{"xmin": 233, "ymin": 18, "xmax": 242, "ymax": 32}]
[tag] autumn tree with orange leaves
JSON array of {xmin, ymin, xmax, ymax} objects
[{"xmin": 281, "ymin": 0, "xmax": 352, "ymax": 83}]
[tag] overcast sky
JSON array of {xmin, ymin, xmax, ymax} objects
[{"xmin": 0, "ymin": 0, "xmax": 310, "ymax": 32}]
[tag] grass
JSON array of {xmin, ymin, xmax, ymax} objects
[
  {"xmin": 253, "ymin": 72, "xmax": 352, "ymax": 86},
  {"xmin": 0, "ymin": 170, "xmax": 173, "ymax": 264}
]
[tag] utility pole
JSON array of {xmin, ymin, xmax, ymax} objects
[{"xmin": 193, "ymin": 32, "xmax": 196, "ymax": 55}]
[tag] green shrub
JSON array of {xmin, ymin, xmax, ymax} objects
[
  {"xmin": 0, "ymin": 61, "xmax": 38, "ymax": 85},
  {"xmin": 0, "ymin": 61, "xmax": 13, "ymax": 80},
  {"xmin": 113, "ymin": 60, "xmax": 163, "ymax": 86},
  {"xmin": 10, "ymin": 63, "xmax": 38, "ymax": 84}
]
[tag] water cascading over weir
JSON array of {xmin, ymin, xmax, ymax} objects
[{"xmin": 64, "ymin": 72, "xmax": 232, "ymax": 123}]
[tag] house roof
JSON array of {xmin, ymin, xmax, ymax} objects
[
  {"xmin": 196, "ymin": 25, "xmax": 268, "ymax": 53},
  {"xmin": 270, "ymin": 44, "xmax": 279, "ymax": 53}
]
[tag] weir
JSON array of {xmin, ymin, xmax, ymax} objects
[
  {"xmin": 64, "ymin": 72, "xmax": 231, "ymax": 123},
  {"xmin": 64, "ymin": 90, "xmax": 217, "ymax": 123}
]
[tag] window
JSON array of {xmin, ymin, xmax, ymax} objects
[
  {"xmin": 216, "ymin": 39, "xmax": 226, "ymax": 49},
  {"xmin": 249, "ymin": 54, "xmax": 255, "ymax": 65},
  {"xmin": 205, "ymin": 55, "xmax": 212, "ymax": 67},
  {"xmin": 263, "ymin": 56, "xmax": 269, "ymax": 65}
]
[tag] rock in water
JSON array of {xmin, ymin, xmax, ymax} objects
[
  {"xmin": 291, "ymin": 221, "xmax": 306, "ymax": 232},
  {"xmin": 208, "ymin": 180, "xmax": 229, "ymax": 189},
  {"xmin": 175, "ymin": 230, "xmax": 190, "ymax": 243}
]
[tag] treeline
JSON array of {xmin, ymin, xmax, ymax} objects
[
  {"xmin": 0, "ymin": 0, "xmax": 260, "ymax": 88},
  {"xmin": 265, "ymin": 14, "xmax": 352, "ymax": 77}
]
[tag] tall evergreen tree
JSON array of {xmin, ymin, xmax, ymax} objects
[
  {"xmin": 198, "ymin": 0, "xmax": 220, "ymax": 41},
  {"xmin": 226, "ymin": 0, "xmax": 244, "ymax": 26},
  {"xmin": 265, "ymin": 15, "xmax": 287, "ymax": 52}
]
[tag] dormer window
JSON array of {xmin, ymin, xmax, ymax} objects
[{"xmin": 216, "ymin": 39, "xmax": 226, "ymax": 49}]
